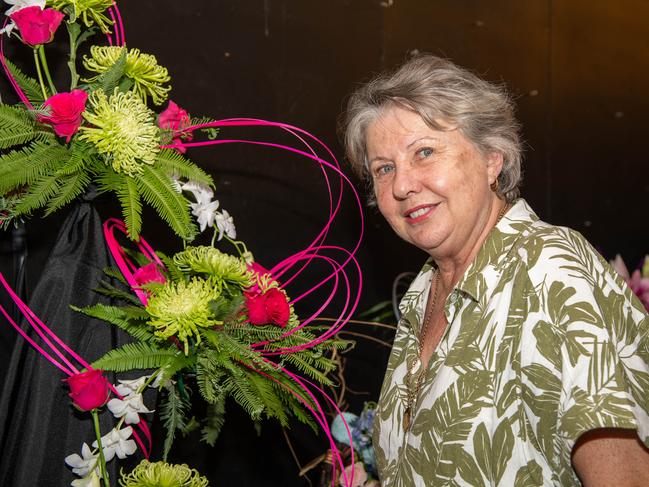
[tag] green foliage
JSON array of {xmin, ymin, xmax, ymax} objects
[
  {"xmin": 87, "ymin": 47, "xmax": 127, "ymax": 95},
  {"xmin": 156, "ymin": 149, "xmax": 213, "ymax": 187},
  {"xmin": 92, "ymin": 341, "xmax": 181, "ymax": 371},
  {"xmin": 201, "ymin": 399, "xmax": 226, "ymax": 446},
  {"xmin": 4, "ymin": 59, "xmax": 44, "ymax": 106},
  {"xmin": 0, "ymin": 104, "xmax": 42, "ymax": 149},
  {"xmin": 117, "ymin": 176, "xmax": 142, "ymax": 240},
  {"xmin": 136, "ymin": 164, "xmax": 196, "ymax": 241},
  {"xmin": 0, "ymin": 140, "xmax": 68, "ymax": 194},
  {"xmin": 44, "ymin": 171, "xmax": 92, "ymax": 216},
  {"xmin": 160, "ymin": 384, "xmax": 190, "ymax": 461}
]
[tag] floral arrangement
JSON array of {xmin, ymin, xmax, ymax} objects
[
  {"xmin": 610, "ymin": 254, "xmax": 649, "ymax": 311},
  {"xmin": 0, "ymin": 0, "xmax": 218, "ymax": 240},
  {"xmin": 0, "ymin": 1, "xmax": 366, "ymax": 486},
  {"xmin": 330, "ymin": 403, "xmax": 379, "ymax": 487}
]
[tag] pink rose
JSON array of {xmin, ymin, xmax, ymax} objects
[
  {"xmin": 39, "ymin": 90, "xmax": 88, "ymax": 142},
  {"xmin": 64, "ymin": 369, "xmax": 111, "ymax": 411},
  {"xmin": 245, "ymin": 287, "xmax": 290, "ymax": 327},
  {"xmin": 157, "ymin": 100, "xmax": 193, "ymax": 153},
  {"xmin": 133, "ymin": 263, "xmax": 167, "ymax": 286},
  {"xmin": 10, "ymin": 6, "xmax": 64, "ymax": 47}
]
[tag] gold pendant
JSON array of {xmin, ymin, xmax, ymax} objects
[{"xmin": 403, "ymin": 407, "xmax": 411, "ymax": 431}]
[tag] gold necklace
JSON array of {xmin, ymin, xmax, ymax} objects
[
  {"xmin": 403, "ymin": 268, "xmax": 439, "ymax": 431},
  {"xmin": 402, "ymin": 201, "xmax": 511, "ymax": 431}
]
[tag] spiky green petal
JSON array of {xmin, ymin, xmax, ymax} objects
[
  {"xmin": 119, "ymin": 460, "xmax": 209, "ymax": 487},
  {"xmin": 83, "ymin": 46, "xmax": 171, "ymax": 105},
  {"xmin": 173, "ymin": 246, "xmax": 252, "ymax": 287},
  {"xmin": 146, "ymin": 277, "xmax": 221, "ymax": 354},
  {"xmin": 78, "ymin": 89, "xmax": 159, "ymax": 176},
  {"xmin": 47, "ymin": 0, "xmax": 114, "ymax": 33}
]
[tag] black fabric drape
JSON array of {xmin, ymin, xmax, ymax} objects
[{"xmin": 0, "ymin": 196, "xmax": 139, "ymax": 486}]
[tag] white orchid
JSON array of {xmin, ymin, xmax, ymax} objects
[
  {"xmin": 91, "ymin": 426, "xmax": 137, "ymax": 461},
  {"xmin": 107, "ymin": 393, "xmax": 153, "ymax": 424},
  {"xmin": 190, "ymin": 198, "xmax": 220, "ymax": 232},
  {"xmin": 181, "ymin": 180, "xmax": 213, "ymax": 204},
  {"xmin": 214, "ymin": 209, "xmax": 236, "ymax": 240},
  {"xmin": 114, "ymin": 376, "xmax": 148, "ymax": 396},
  {"xmin": 65, "ymin": 443, "xmax": 99, "ymax": 478},
  {"xmin": 71, "ymin": 470, "xmax": 101, "ymax": 487}
]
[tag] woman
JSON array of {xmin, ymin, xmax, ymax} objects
[{"xmin": 343, "ymin": 55, "xmax": 649, "ymax": 486}]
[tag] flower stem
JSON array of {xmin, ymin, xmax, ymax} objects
[
  {"xmin": 91, "ymin": 409, "xmax": 110, "ymax": 486},
  {"xmin": 38, "ymin": 46, "xmax": 57, "ymax": 95},
  {"xmin": 66, "ymin": 21, "xmax": 80, "ymax": 89},
  {"xmin": 33, "ymin": 48, "xmax": 48, "ymax": 101}
]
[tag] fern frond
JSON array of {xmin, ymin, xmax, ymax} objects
[
  {"xmin": 101, "ymin": 266, "xmax": 129, "ymax": 287},
  {"xmin": 281, "ymin": 352, "xmax": 334, "ymax": 386},
  {"xmin": 93, "ymin": 281, "xmax": 142, "ymax": 306},
  {"xmin": 72, "ymin": 303, "xmax": 154, "ymax": 341},
  {"xmin": 160, "ymin": 383, "xmax": 190, "ymax": 461},
  {"xmin": 157, "ymin": 353, "xmax": 195, "ymax": 385},
  {"xmin": 0, "ymin": 141, "xmax": 68, "ymax": 194},
  {"xmin": 155, "ymin": 149, "xmax": 213, "ymax": 186},
  {"xmin": 44, "ymin": 171, "xmax": 91, "ymax": 216},
  {"xmin": 222, "ymin": 375, "xmax": 265, "ymax": 420},
  {"xmin": 0, "ymin": 103, "xmax": 39, "ymax": 148},
  {"xmin": 92, "ymin": 341, "xmax": 180, "ymax": 371},
  {"xmin": 136, "ymin": 165, "xmax": 196, "ymax": 240},
  {"xmin": 244, "ymin": 369, "xmax": 289, "ymax": 426},
  {"xmin": 4, "ymin": 59, "xmax": 44, "ymax": 106},
  {"xmin": 55, "ymin": 140, "xmax": 97, "ymax": 176},
  {"xmin": 115, "ymin": 176, "xmax": 142, "ymax": 240},
  {"xmin": 201, "ymin": 398, "xmax": 226, "ymax": 446},
  {"xmin": 12, "ymin": 173, "xmax": 61, "ymax": 217}
]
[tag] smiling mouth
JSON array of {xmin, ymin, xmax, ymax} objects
[{"xmin": 404, "ymin": 204, "xmax": 437, "ymax": 222}]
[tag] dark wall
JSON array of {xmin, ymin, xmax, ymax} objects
[{"xmin": 1, "ymin": 1, "xmax": 648, "ymax": 485}]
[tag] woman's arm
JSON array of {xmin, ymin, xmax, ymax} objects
[{"xmin": 572, "ymin": 428, "xmax": 649, "ymax": 487}]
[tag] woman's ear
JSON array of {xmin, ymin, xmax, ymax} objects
[{"xmin": 486, "ymin": 152, "xmax": 504, "ymax": 185}]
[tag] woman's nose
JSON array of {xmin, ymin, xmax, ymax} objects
[{"xmin": 392, "ymin": 165, "xmax": 421, "ymax": 199}]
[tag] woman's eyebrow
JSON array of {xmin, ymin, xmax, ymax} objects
[{"xmin": 406, "ymin": 136, "xmax": 438, "ymax": 149}]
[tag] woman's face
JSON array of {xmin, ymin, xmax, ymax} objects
[{"xmin": 366, "ymin": 106, "xmax": 502, "ymax": 259}]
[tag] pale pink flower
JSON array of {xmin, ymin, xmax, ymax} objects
[
  {"xmin": 610, "ymin": 254, "xmax": 649, "ymax": 311},
  {"xmin": 339, "ymin": 462, "xmax": 367, "ymax": 487}
]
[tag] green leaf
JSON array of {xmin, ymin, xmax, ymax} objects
[
  {"xmin": 4, "ymin": 59, "xmax": 44, "ymax": 106},
  {"xmin": 92, "ymin": 342, "xmax": 180, "ymax": 371},
  {"xmin": 160, "ymin": 383, "xmax": 190, "ymax": 461},
  {"xmin": 202, "ymin": 397, "xmax": 226, "ymax": 446},
  {"xmin": 44, "ymin": 171, "xmax": 91, "ymax": 216},
  {"xmin": 155, "ymin": 149, "xmax": 214, "ymax": 186},
  {"xmin": 116, "ymin": 176, "xmax": 142, "ymax": 240},
  {"xmin": 0, "ymin": 104, "xmax": 39, "ymax": 149},
  {"xmin": 136, "ymin": 165, "xmax": 196, "ymax": 240},
  {"xmin": 73, "ymin": 303, "xmax": 154, "ymax": 341},
  {"xmin": 88, "ymin": 47, "xmax": 127, "ymax": 95},
  {"xmin": 492, "ymin": 417, "xmax": 515, "ymax": 483},
  {"xmin": 12, "ymin": 173, "xmax": 62, "ymax": 216},
  {"xmin": 0, "ymin": 140, "xmax": 69, "ymax": 194}
]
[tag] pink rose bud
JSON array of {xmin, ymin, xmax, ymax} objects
[
  {"xmin": 157, "ymin": 100, "xmax": 193, "ymax": 153},
  {"xmin": 39, "ymin": 89, "xmax": 88, "ymax": 142},
  {"xmin": 133, "ymin": 263, "xmax": 167, "ymax": 286},
  {"xmin": 64, "ymin": 369, "xmax": 111, "ymax": 412},
  {"xmin": 10, "ymin": 6, "xmax": 64, "ymax": 47}
]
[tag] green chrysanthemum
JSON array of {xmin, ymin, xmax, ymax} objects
[
  {"xmin": 83, "ymin": 46, "xmax": 172, "ymax": 105},
  {"xmin": 119, "ymin": 460, "xmax": 209, "ymax": 487},
  {"xmin": 78, "ymin": 89, "xmax": 160, "ymax": 176},
  {"xmin": 47, "ymin": 0, "xmax": 114, "ymax": 33},
  {"xmin": 146, "ymin": 277, "xmax": 221, "ymax": 354},
  {"xmin": 173, "ymin": 246, "xmax": 252, "ymax": 288}
]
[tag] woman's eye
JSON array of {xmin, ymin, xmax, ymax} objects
[
  {"xmin": 417, "ymin": 147, "xmax": 434, "ymax": 158},
  {"xmin": 373, "ymin": 164, "xmax": 394, "ymax": 178}
]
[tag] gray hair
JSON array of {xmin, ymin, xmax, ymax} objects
[{"xmin": 342, "ymin": 54, "xmax": 522, "ymax": 203}]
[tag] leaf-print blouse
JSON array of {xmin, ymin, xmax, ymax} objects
[{"xmin": 373, "ymin": 199, "xmax": 649, "ymax": 486}]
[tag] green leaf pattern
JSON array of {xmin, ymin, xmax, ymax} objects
[{"xmin": 373, "ymin": 200, "xmax": 649, "ymax": 486}]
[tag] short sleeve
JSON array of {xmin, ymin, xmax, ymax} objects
[{"xmin": 553, "ymin": 254, "xmax": 649, "ymax": 484}]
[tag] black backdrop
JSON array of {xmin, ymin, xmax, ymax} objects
[{"xmin": 1, "ymin": 1, "xmax": 648, "ymax": 485}]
